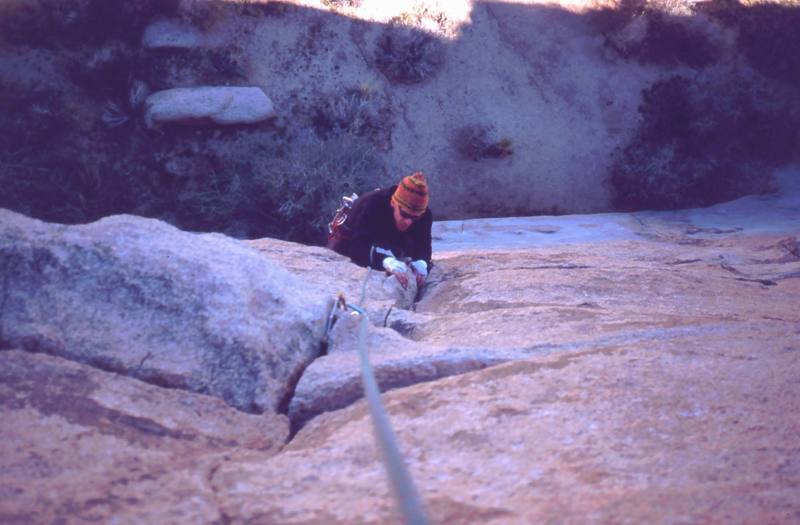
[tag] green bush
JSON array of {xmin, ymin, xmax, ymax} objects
[
  {"xmin": 607, "ymin": 73, "xmax": 796, "ymax": 210},
  {"xmin": 700, "ymin": 0, "xmax": 800, "ymax": 90}
]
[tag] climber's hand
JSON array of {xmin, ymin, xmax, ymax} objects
[
  {"xmin": 382, "ymin": 256, "xmax": 410, "ymax": 289},
  {"xmin": 410, "ymin": 259, "xmax": 428, "ymax": 288}
]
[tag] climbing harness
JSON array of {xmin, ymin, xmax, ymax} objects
[{"xmin": 325, "ymin": 268, "xmax": 430, "ymax": 525}]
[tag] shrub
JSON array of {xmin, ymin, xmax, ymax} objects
[
  {"xmin": 374, "ymin": 24, "xmax": 445, "ymax": 84},
  {"xmin": 160, "ymin": 127, "xmax": 386, "ymax": 242},
  {"xmin": 0, "ymin": 0, "xmax": 92, "ymax": 47},
  {"xmin": 0, "ymin": 87, "xmax": 70, "ymax": 218},
  {"xmin": 0, "ymin": 67, "xmax": 384, "ymax": 243},
  {"xmin": 135, "ymin": 46, "xmax": 247, "ymax": 92},
  {"xmin": 453, "ymin": 125, "xmax": 514, "ymax": 161},
  {"xmin": 250, "ymin": 131, "xmax": 386, "ymax": 242},
  {"xmin": 0, "ymin": 93, "xmax": 146, "ymax": 224},
  {"xmin": 700, "ymin": 0, "xmax": 800, "ymax": 90},
  {"xmin": 607, "ymin": 73, "xmax": 796, "ymax": 210},
  {"xmin": 322, "ymin": 0, "xmax": 362, "ymax": 8},
  {"xmin": 306, "ymin": 87, "xmax": 393, "ymax": 149},
  {"xmin": 69, "ymin": 41, "xmax": 136, "ymax": 101},
  {"xmin": 176, "ymin": 167, "xmax": 245, "ymax": 231},
  {"xmin": 232, "ymin": 0, "xmax": 295, "ymax": 18},
  {"xmin": 591, "ymin": 0, "xmax": 720, "ymax": 68},
  {"xmin": 0, "ymin": 0, "xmax": 387, "ymax": 244},
  {"xmin": 0, "ymin": 0, "xmax": 180, "ymax": 47}
]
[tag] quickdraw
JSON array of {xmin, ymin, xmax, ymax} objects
[{"xmin": 327, "ymin": 192, "xmax": 359, "ymax": 242}]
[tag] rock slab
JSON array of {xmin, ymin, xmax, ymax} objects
[
  {"xmin": 0, "ymin": 210, "xmax": 330, "ymax": 413},
  {"xmin": 144, "ymin": 86, "xmax": 275, "ymax": 127},
  {"xmin": 0, "ymin": 350, "xmax": 287, "ymax": 525}
]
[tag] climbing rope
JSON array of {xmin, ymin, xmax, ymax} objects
[{"xmin": 329, "ymin": 268, "xmax": 430, "ymax": 525}]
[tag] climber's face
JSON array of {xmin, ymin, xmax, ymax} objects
[{"xmin": 391, "ymin": 201, "xmax": 420, "ymax": 232}]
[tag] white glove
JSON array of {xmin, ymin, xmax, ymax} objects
[
  {"xmin": 409, "ymin": 259, "xmax": 428, "ymax": 278},
  {"xmin": 382, "ymin": 256, "xmax": 408, "ymax": 274}
]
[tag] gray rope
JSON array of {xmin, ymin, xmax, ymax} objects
[{"xmin": 345, "ymin": 268, "xmax": 430, "ymax": 525}]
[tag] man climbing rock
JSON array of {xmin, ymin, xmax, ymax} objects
[{"xmin": 328, "ymin": 171, "xmax": 433, "ymax": 289}]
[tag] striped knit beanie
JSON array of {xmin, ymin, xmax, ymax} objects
[{"xmin": 391, "ymin": 172, "xmax": 429, "ymax": 217}]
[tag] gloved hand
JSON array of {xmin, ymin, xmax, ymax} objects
[
  {"xmin": 410, "ymin": 259, "xmax": 428, "ymax": 288},
  {"xmin": 409, "ymin": 260, "xmax": 427, "ymax": 277},
  {"xmin": 382, "ymin": 256, "xmax": 410, "ymax": 289}
]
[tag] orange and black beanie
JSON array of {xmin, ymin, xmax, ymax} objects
[{"xmin": 391, "ymin": 172, "xmax": 429, "ymax": 216}]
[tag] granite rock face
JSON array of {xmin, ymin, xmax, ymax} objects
[
  {"xmin": 214, "ymin": 227, "xmax": 800, "ymax": 524},
  {"xmin": 0, "ymin": 350, "xmax": 287, "ymax": 525},
  {"xmin": 251, "ymin": 223, "xmax": 800, "ymax": 437},
  {"xmin": 2, "ymin": 190, "xmax": 800, "ymax": 523},
  {"xmin": 0, "ymin": 210, "xmax": 330, "ymax": 413},
  {"xmin": 213, "ymin": 319, "xmax": 800, "ymax": 524},
  {"xmin": 248, "ymin": 238, "xmax": 508, "ymax": 430}
]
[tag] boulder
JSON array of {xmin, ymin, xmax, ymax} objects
[
  {"xmin": 0, "ymin": 350, "xmax": 287, "ymax": 525},
  {"xmin": 0, "ymin": 210, "xmax": 330, "ymax": 413},
  {"xmin": 144, "ymin": 86, "xmax": 275, "ymax": 127}
]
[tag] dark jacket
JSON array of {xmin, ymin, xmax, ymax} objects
[{"xmin": 328, "ymin": 186, "xmax": 433, "ymax": 270}]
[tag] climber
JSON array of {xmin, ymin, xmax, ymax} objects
[{"xmin": 327, "ymin": 171, "xmax": 433, "ymax": 290}]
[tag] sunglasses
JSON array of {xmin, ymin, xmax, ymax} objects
[{"xmin": 398, "ymin": 208, "xmax": 422, "ymax": 220}]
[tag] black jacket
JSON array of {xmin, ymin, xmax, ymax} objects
[{"xmin": 328, "ymin": 186, "xmax": 433, "ymax": 270}]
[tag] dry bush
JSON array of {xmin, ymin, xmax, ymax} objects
[
  {"xmin": 607, "ymin": 72, "xmax": 796, "ymax": 210},
  {"xmin": 590, "ymin": 0, "xmax": 721, "ymax": 68},
  {"xmin": 322, "ymin": 0, "xmax": 362, "ymax": 8},
  {"xmin": 0, "ymin": 0, "xmax": 180, "ymax": 47},
  {"xmin": 174, "ymin": 0, "xmax": 291, "ymax": 29},
  {"xmin": 259, "ymin": 132, "xmax": 386, "ymax": 242},
  {"xmin": 0, "ymin": 73, "xmax": 382, "ymax": 243},
  {"xmin": 0, "ymin": 83, "xmax": 151, "ymax": 223},
  {"xmin": 453, "ymin": 125, "xmax": 514, "ymax": 161},
  {"xmin": 68, "ymin": 41, "xmax": 136, "ymax": 102},
  {"xmin": 374, "ymin": 24, "xmax": 446, "ymax": 84},
  {"xmin": 1, "ymin": 0, "xmax": 371, "ymax": 243},
  {"xmin": 699, "ymin": 0, "xmax": 800, "ymax": 89},
  {"xmin": 135, "ymin": 46, "xmax": 247, "ymax": 91},
  {"xmin": 119, "ymin": 115, "xmax": 387, "ymax": 242},
  {"xmin": 305, "ymin": 87, "xmax": 394, "ymax": 149}
]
